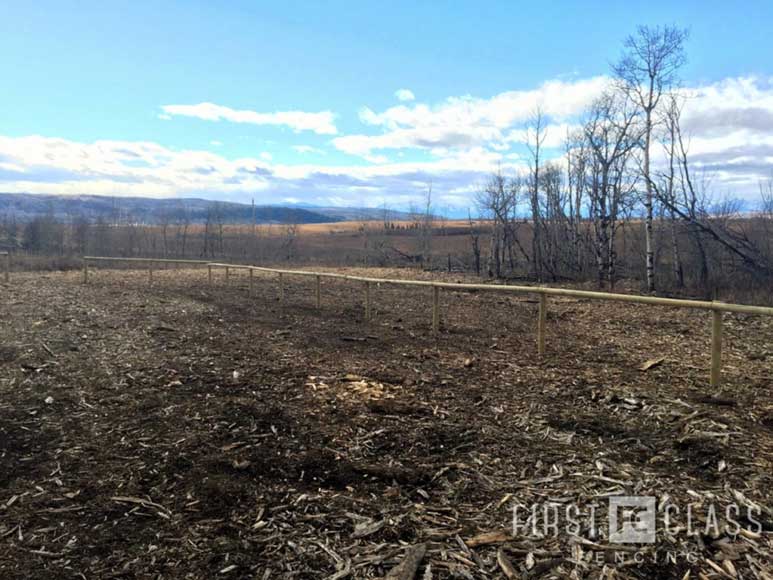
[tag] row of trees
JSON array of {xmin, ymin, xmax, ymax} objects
[
  {"xmin": 475, "ymin": 25, "xmax": 772, "ymax": 296},
  {"xmin": 0, "ymin": 209, "xmax": 303, "ymax": 263}
]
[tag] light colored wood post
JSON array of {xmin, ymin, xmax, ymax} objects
[
  {"xmin": 3, "ymin": 252, "xmax": 9, "ymax": 284},
  {"xmin": 315, "ymin": 275, "xmax": 321, "ymax": 309},
  {"xmin": 711, "ymin": 307, "xmax": 723, "ymax": 387},
  {"xmin": 432, "ymin": 285, "xmax": 440, "ymax": 334},
  {"xmin": 365, "ymin": 281, "xmax": 372, "ymax": 321},
  {"xmin": 82, "ymin": 258, "xmax": 89, "ymax": 284},
  {"xmin": 208, "ymin": 265, "xmax": 212, "ymax": 284},
  {"xmin": 148, "ymin": 264, "xmax": 153, "ymax": 285},
  {"xmin": 249, "ymin": 268, "xmax": 254, "ymax": 296},
  {"xmin": 537, "ymin": 293, "xmax": 547, "ymax": 356},
  {"xmin": 225, "ymin": 266, "xmax": 230, "ymax": 284},
  {"xmin": 278, "ymin": 272, "xmax": 284, "ymax": 302}
]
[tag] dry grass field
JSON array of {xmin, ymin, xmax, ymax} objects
[
  {"xmin": 176, "ymin": 220, "xmax": 475, "ymax": 235},
  {"xmin": 0, "ymin": 267, "xmax": 771, "ymax": 578}
]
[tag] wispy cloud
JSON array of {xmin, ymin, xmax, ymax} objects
[
  {"xmin": 334, "ymin": 77, "xmax": 609, "ymax": 158},
  {"xmin": 161, "ymin": 102, "xmax": 338, "ymax": 135},
  {"xmin": 395, "ymin": 88, "xmax": 415, "ymax": 102},
  {"xmin": 292, "ymin": 145, "xmax": 326, "ymax": 155}
]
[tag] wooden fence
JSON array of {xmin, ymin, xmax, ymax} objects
[{"xmin": 83, "ymin": 256, "xmax": 773, "ymax": 387}]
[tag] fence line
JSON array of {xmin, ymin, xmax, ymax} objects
[{"xmin": 83, "ymin": 256, "xmax": 773, "ymax": 387}]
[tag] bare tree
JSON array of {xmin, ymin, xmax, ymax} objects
[
  {"xmin": 653, "ymin": 102, "xmax": 772, "ymax": 282},
  {"xmin": 158, "ymin": 209, "xmax": 171, "ymax": 258},
  {"xmin": 419, "ymin": 182, "xmax": 434, "ymax": 269},
  {"xmin": 613, "ymin": 24, "xmax": 688, "ymax": 292},
  {"xmin": 202, "ymin": 204, "xmax": 215, "ymax": 258},
  {"xmin": 467, "ymin": 209, "xmax": 481, "ymax": 276},
  {"xmin": 658, "ymin": 95, "xmax": 685, "ymax": 287},
  {"xmin": 582, "ymin": 91, "xmax": 642, "ymax": 288},
  {"xmin": 761, "ymin": 176, "xmax": 773, "ymax": 215},
  {"xmin": 565, "ymin": 129, "xmax": 590, "ymax": 275},
  {"xmin": 525, "ymin": 108, "xmax": 547, "ymax": 281},
  {"xmin": 176, "ymin": 202, "xmax": 190, "ymax": 258},
  {"xmin": 281, "ymin": 223, "xmax": 298, "ymax": 262},
  {"xmin": 213, "ymin": 202, "xmax": 225, "ymax": 256},
  {"xmin": 476, "ymin": 170, "xmax": 519, "ymax": 278},
  {"xmin": 761, "ymin": 176, "xmax": 773, "ymax": 262},
  {"xmin": 71, "ymin": 213, "xmax": 90, "ymax": 256},
  {"xmin": 539, "ymin": 161, "xmax": 570, "ymax": 281},
  {"xmin": 357, "ymin": 206, "xmax": 374, "ymax": 266}
]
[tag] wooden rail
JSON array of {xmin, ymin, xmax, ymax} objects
[{"xmin": 84, "ymin": 257, "xmax": 773, "ymax": 387}]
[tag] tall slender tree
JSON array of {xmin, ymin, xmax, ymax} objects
[
  {"xmin": 613, "ymin": 24, "xmax": 688, "ymax": 292},
  {"xmin": 525, "ymin": 108, "xmax": 547, "ymax": 281}
]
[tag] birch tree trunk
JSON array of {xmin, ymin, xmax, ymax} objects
[{"xmin": 643, "ymin": 107, "xmax": 656, "ymax": 292}]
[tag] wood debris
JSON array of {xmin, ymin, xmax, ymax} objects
[{"xmin": 0, "ymin": 268, "xmax": 770, "ymax": 578}]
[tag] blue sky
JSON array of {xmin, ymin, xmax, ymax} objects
[{"xmin": 1, "ymin": 0, "xmax": 772, "ymax": 211}]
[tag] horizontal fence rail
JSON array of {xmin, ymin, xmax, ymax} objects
[{"xmin": 83, "ymin": 256, "xmax": 773, "ymax": 387}]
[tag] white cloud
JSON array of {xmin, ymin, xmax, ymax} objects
[
  {"xmin": 292, "ymin": 145, "xmax": 326, "ymax": 155},
  {"xmin": 0, "ymin": 133, "xmax": 505, "ymax": 208},
  {"xmin": 329, "ymin": 76, "xmax": 773, "ymax": 202},
  {"xmin": 161, "ymin": 102, "xmax": 338, "ymax": 135},
  {"xmin": 335, "ymin": 76, "xmax": 609, "ymax": 158},
  {"xmin": 260, "ymin": 151, "xmax": 273, "ymax": 161},
  {"xmin": 395, "ymin": 88, "xmax": 415, "ymax": 102},
  {"xmin": 2, "ymin": 76, "xmax": 772, "ymax": 208},
  {"xmin": 333, "ymin": 126, "xmax": 504, "ymax": 158},
  {"xmin": 0, "ymin": 135, "xmax": 274, "ymax": 197},
  {"xmin": 210, "ymin": 140, "xmax": 223, "ymax": 146},
  {"xmin": 653, "ymin": 77, "xmax": 773, "ymax": 186}
]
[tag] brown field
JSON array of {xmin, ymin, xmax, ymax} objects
[
  {"xmin": 162, "ymin": 219, "xmax": 475, "ymax": 235},
  {"xmin": 0, "ymin": 267, "xmax": 771, "ymax": 578},
  {"xmin": 295, "ymin": 220, "xmax": 475, "ymax": 234}
]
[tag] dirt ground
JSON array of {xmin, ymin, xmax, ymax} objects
[{"xmin": 0, "ymin": 266, "xmax": 771, "ymax": 579}]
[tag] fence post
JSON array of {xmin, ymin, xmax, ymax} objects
[
  {"xmin": 278, "ymin": 272, "xmax": 284, "ymax": 302},
  {"xmin": 225, "ymin": 267, "xmax": 230, "ymax": 284},
  {"xmin": 82, "ymin": 258, "xmax": 89, "ymax": 284},
  {"xmin": 432, "ymin": 285, "xmax": 440, "ymax": 334},
  {"xmin": 711, "ymin": 307, "xmax": 723, "ymax": 387},
  {"xmin": 315, "ymin": 275, "xmax": 321, "ymax": 309},
  {"xmin": 249, "ymin": 268, "xmax": 254, "ymax": 296},
  {"xmin": 3, "ymin": 252, "xmax": 8, "ymax": 284},
  {"xmin": 537, "ymin": 293, "xmax": 547, "ymax": 356},
  {"xmin": 208, "ymin": 265, "xmax": 213, "ymax": 285},
  {"xmin": 365, "ymin": 281, "xmax": 372, "ymax": 321},
  {"xmin": 148, "ymin": 264, "xmax": 153, "ymax": 285}
]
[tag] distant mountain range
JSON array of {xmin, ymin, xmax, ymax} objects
[{"xmin": 0, "ymin": 193, "xmax": 413, "ymax": 224}]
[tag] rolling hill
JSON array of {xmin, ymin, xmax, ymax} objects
[{"xmin": 0, "ymin": 193, "xmax": 413, "ymax": 224}]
